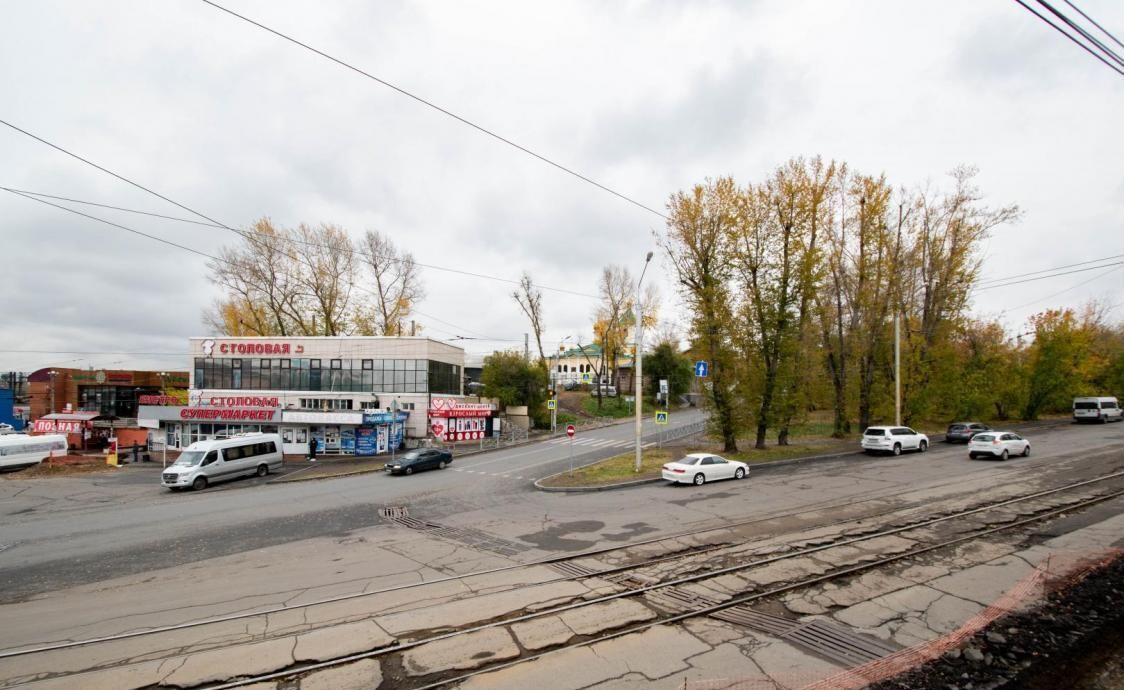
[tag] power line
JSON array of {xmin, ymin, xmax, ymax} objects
[
  {"xmin": 3, "ymin": 187, "xmax": 224, "ymax": 227},
  {"xmin": 1012, "ymin": 0, "xmax": 1124, "ymax": 76},
  {"xmin": 975, "ymin": 252, "xmax": 1124, "ymax": 286},
  {"xmin": 200, "ymin": 0, "xmax": 668, "ymax": 220},
  {"xmin": 1004, "ymin": 263, "xmax": 1124, "ymax": 312},
  {"xmin": 1063, "ymin": 0, "xmax": 1124, "ymax": 52},
  {"xmin": 1, "ymin": 188, "xmax": 223, "ymax": 262},
  {"xmin": 975, "ymin": 260, "xmax": 1124, "ymax": 291},
  {"xmin": 1036, "ymin": 0, "xmax": 1124, "ymax": 68}
]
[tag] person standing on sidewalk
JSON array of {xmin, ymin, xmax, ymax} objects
[{"xmin": 308, "ymin": 436, "xmax": 318, "ymax": 462}]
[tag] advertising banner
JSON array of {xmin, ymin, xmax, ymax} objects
[
  {"xmin": 340, "ymin": 428, "xmax": 356, "ymax": 454},
  {"xmin": 355, "ymin": 428, "xmax": 377, "ymax": 456}
]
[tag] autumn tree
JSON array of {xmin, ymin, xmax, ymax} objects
[
  {"xmin": 356, "ymin": 230, "xmax": 425, "ymax": 336},
  {"xmin": 663, "ymin": 178, "xmax": 741, "ymax": 452},
  {"xmin": 512, "ymin": 272, "xmax": 546, "ymax": 365}
]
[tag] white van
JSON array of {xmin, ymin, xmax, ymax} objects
[
  {"xmin": 161, "ymin": 433, "xmax": 283, "ymax": 491},
  {"xmin": 1073, "ymin": 396, "xmax": 1123, "ymax": 423},
  {"xmin": 0, "ymin": 434, "xmax": 68, "ymax": 471}
]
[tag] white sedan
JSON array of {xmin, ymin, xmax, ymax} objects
[
  {"xmin": 968, "ymin": 431, "xmax": 1030, "ymax": 460},
  {"xmin": 662, "ymin": 453, "xmax": 748, "ymax": 486}
]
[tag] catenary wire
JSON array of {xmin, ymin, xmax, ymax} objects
[
  {"xmin": 1063, "ymin": 0, "xmax": 1124, "ymax": 51},
  {"xmin": 1004, "ymin": 263, "xmax": 1124, "ymax": 312},
  {"xmin": 3, "ymin": 189, "xmax": 525, "ymax": 343},
  {"xmin": 974, "ymin": 260, "xmax": 1124, "ymax": 291},
  {"xmin": 975, "ymin": 252, "xmax": 1124, "ymax": 286},
  {"xmin": 199, "ymin": 0, "xmax": 668, "ymax": 221},
  {"xmin": 1012, "ymin": 0, "xmax": 1124, "ymax": 75},
  {"xmin": 1036, "ymin": 0, "xmax": 1124, "ymax": 67}
]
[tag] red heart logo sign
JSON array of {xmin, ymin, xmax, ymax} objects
[{"xmin": 431, "ymin": 423, "xmax": 445, "ymax": 437}]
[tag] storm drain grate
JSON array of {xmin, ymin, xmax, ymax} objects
[
  {"xmin": 714, "ymin": 606, "xmax": 899, "ymax": 666},
  {"xmin": 550, "ymin": 561, "xmax": 601, "ymax": 578},
  {"xmin": 379, "ymin": 507, "xmax": 529, "ymax": 557}
]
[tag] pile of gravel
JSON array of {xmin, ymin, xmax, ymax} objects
[{"xmin": 869, "ymin": 555, "xmax": 1124, "ymax": 690}]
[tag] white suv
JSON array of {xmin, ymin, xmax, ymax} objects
[
  {"xmin": 861, "ymin": 426, "xmax": 929, "ymax": 456},
  {"xmin": 968, "ymin": 431, "xmax": 1030, "ymax": 460}
]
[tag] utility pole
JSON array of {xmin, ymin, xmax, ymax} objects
[
  {"xmin": 410, "ymin": 320, "xmax": 416, "ymax": 336},
  {"xmin": 894, "ymin": 313, "xmax": 901, "ymax": 427},
  {"xmin": 634, "ymin": 251, "xmax": 653, "ymax": 473},
  {"xmin": 524, "ymin": 333, "xmax": 530, "ymax": 363}
]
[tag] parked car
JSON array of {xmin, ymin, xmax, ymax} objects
[
  {"xmin": 968, "ymin": 431, "xmax": 1030, "ymax": 460},
  {"xmin": 385, "ymin": 448, "xmax": 453, "ymax": 475},
  {"xmin": 0, "ymin": 423, "xmax": 15, "ymax": 435},
  {"xmin": 161, "ymin": 433, "xmax": 284, "ymax": 491},
  {"xmin": 860, "ymin": 427, "xmax": 929, "ymax": 456},
  {"xmin": 945, "ymin": 422, "xmax": 990, "ymax": 443},
  {"xmin": 1073, "ymin": 396, "xmax": 1123, "ymax": 424},
  {"xmin": 593, "ymin": 384, "xmax": 617, "ymax": 397},
  {"xmin": 662, "ymin": 453, "xmax": 748, "ymax": 485}
]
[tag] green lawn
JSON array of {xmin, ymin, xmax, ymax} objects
[
  {"xmin": 539, "ymin": 447, "xmax": 671, "ymax": 487},
  {"xmin": 581, "ymin": 396, "xmax": 634, "ymax": 419}
]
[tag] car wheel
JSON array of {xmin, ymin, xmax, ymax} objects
[
  {"xmin": 256, "ymin": 464, "xmax": 269, "ymax": 477},
  {"xmin": 1023, "ymin": 444, "xmax": 1031, "ymax": 457},
  {"xmin": 404, "ymin": 466, "xmax": 414, "ymax": 475},
  {"xmin": 892, "ymin": 444, "xmax": 901, "ymax": 456},
  {"xmin": 969, "ymin": 452, "xmax": 976, "ymax": 459},
  {"xmin": 919, "ymin": 440, "xmax": 928, "ymax": 452},
  {"xmin": 734, "ymin": 467, "xmax": 746, "ymax": 480},
  {"xmin": 439, "ymin": 460, "xmax": 448, "ymax": 469},
  {"xmin": 1000, "ymin": 449, "xmax": 1009, "ymax": 461},
  {"xmin": 693, "ymin": 473, "xmax": 706, "ymax": 486},
  {"xmin": 192, "ymin": 476, "xmax": 207, "ymax": 491}
]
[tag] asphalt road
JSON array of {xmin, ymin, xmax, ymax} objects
[{"xmin": 0, "ymin": 409, "xmax": 707, "ymax": 600}]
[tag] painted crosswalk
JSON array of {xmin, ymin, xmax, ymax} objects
[{"xmin": 546, "ymin": 437, "xmax": 656, "ymax": 449}]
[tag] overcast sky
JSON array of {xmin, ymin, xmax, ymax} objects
[{"xmin": 2, "ymin": 0, "xmax": 1122, "ymax": 373}]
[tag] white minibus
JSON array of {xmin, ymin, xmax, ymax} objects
[
  {"xmin": 1073, "ymin": 396, "xmax": 1123, "ymax": 423},
  {"xmin": 0, "ymin": 434, "xmax": 68, "ymax": 471},
  {"xmin": 161, "ymin": 433, "xmax": 283, "ymax": 491}
]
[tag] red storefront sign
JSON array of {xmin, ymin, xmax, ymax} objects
[
  {"xmin": 205, "ymin": 396, "xmax": 280, "ymax": 407},
  {"xmin": 207, "ymin": 341, "xmax": 305, "ymax": 356},
  {"xmin": 179, "ymin": 408, "xmax": 280, "ymax": 421},
  {"xmin": 33, "ymin": 420, "xmax": 85, "ymax": 434},
  {"xmin": 427, "ymin": 398, "xmax": 495, "ymax": 418}
]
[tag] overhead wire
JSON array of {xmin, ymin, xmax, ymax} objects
[
  {"xmin": 1062, "ymin": 0, "xmax": 1124, "ymax": 51},
  {"xmin": 975, "ymin": 252, "xmax": 1124, "ymax": 287},
  {"xmin": 199, "ymin": 0, "xmax": 669, "ymax": 221},
  {"xmin": 1011, "ymin": 0, "xmax": 1124, "ymax": 76},
  {"xmin": 974, "ymin": 260, "xmax": 1124, "ymax": 291},
  {"xmin": 1035, "ymin": 0, "xmax": 1124, "ymax": 68}
]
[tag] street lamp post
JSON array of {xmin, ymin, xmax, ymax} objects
[
  {"xmin": 550, "ymin": 336, "xmax": 572, "ymax": 434},
  {"xmin": 634, "ymin": 251, "xmax": 654, "ymax": 473}
]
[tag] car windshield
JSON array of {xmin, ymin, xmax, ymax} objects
[
  {"xmin": 973, "ymin": 434, "xmax": 995, "ymax": 442},
  {"xmin": 949, "ymin": 424, "xmax": 966, "ymax": 431},
  {"xmin": 173, "ymin": 451, "xmax": 206, "ymax": 467},
  {"xmin": 1074, "ymin": 402, "xmax": 1098, "ymax": 409},
  {"xmin": 863, "ymin": 428, "xmax": 887, "ymax": 436},
  {"xmin": 678, "ymin": 457, "xmax": 700, "ymax": 465},
  {"xmin": 401, "ymin": 451, "xmax": 422, "ymax": 461}
]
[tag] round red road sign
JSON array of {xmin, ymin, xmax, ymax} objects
[{"xmin": 566, "ymin": 424, "xmax": 576, "ymax": 438}]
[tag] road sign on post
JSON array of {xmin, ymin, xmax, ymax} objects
[
  {"xmin": 547, "ymin": 399, "xmax": 557, "ymax": 410},
  {"xmin": 582, "ymin": 372, "xmax": 591, "ymax": 384},
  {"xmin": 566, "ymin": 424, "xmax": 576, "ymax": 475},
  {"xmin": 694, "ymin": 361, "xmax": 709, "ymax": 377},
  {"xmin": 659, "ymin": 379, "xmax": 668, "ymax": 395},
  {"xmin": 655, "ymin": 411, "xmax": 669, "ymax": 425}
]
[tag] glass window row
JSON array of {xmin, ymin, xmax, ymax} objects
[{"xmin": 194, "ymin": 358, "xmax": 460, "ymax": 394}]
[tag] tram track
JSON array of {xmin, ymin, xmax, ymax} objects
[{"xmin": 7, "ymin": 468, "xmax": 1124, "ymax": 690}]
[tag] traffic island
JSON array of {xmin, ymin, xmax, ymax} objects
[{"xmin": 536, "ymin": 440, "xmax": 857, "ymax": 492}]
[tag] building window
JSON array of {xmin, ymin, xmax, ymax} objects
[
  {"xmin": 362, "ymin": 359, "xmax": 373, "ymax": 370},
  {"xmin": 310, "ymin": 359, "xmax": 321, "ymax": 369},
  {"xmin": 260, "ymin": 359, "xmax": 270, "ymax": 368},
  {"xmin": 331, "ymin": 359, "xmax": 342, "ymax": 369}
]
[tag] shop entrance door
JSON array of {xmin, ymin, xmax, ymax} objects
[{"xmin": 173, "ymin": 425, "xmax": 183, "ymax": 449}]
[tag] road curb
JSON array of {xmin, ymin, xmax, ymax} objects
[{"xmin": 531, "ymin": 418, "xmax": 1076, "ymax": 493}]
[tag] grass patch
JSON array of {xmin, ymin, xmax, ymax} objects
[
  {"xmin": 539, "ymin": 447, "xmax": 673, "ymax": 487},
  {"xmin": 581, "ymin": 396, "xmax": 634, "ymax": 418},
  {"xmin": 722, "ymin": 441, "xmax": 853, "ymax": 464}
]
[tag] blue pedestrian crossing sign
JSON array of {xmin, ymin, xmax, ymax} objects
[
  {"xmin": 655, "ymin": 410, "xmax": 669, "ymax": 425},
  {"xmin": 547, "ymin": 399, "xmax": 557, "ymax": 410},
  {"xmin": 582, "ymin": 372, "xmax": 591, "ymax": 384},
  {"xmin": 694, "ymin": 360, "xmax": 709, "ymax": 377}
]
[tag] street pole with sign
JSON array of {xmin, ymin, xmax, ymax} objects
[
  {"xmin": 634, "ymin": 251, "xmax": 653, "ymax": 473},
  {"xmin": 566, "ymin": 424, "xmax": 576, "ymax": 475}
]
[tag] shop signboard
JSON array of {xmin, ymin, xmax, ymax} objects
[
  {"xmin": 201, "ymin": 339, "xmax": 307, "ymax": 356},
  {"xmin": 355, "ymin": 428, "xmax": 377, "ymax": 456},
  {"xmin": 427, "ymin": 398, "xmax": 496, "ymax": 418},
  {"xmin": 362, "ymin": 411, "xmax": 410, "ymax": 425},
  {"xmin": 32, "ymin": 419, "xmax": 85, "ymax": 434},
  {"xmin": 340, "ymin": 428, "xmax": 356, "ymax": 454}
]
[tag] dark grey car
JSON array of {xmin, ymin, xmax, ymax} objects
[
  {"xmin": 946, "ymin": 422, "xmax": 989, "ymax": 443},
  {"xmin": 384, "ymin": 448, "xmax": 454, "ymax": 475}
]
